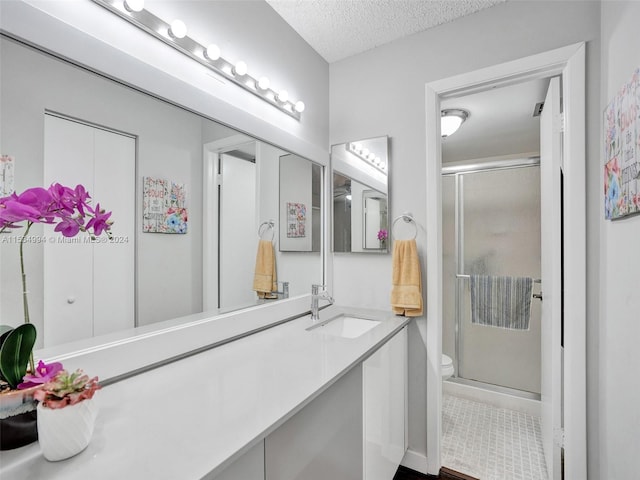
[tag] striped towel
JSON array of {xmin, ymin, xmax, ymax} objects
[{"xmin": 469, "ymin": 275, "xmax": 533, "ymax": 330}]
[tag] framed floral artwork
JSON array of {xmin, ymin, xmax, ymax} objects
[
  {"xmin": 604, "ymin": 66, "xmax": 640, "ymax": 220},
  {"xmin": 143, "ymin": 176, "xmax": 188, "ymax": 233},
  {"xmin": 1, "ymin": 154, "xmax": 15, "ymax": 197},
  {"xmin": 286, "ymin": 202, "xmax": 306, "ymax": 238}
]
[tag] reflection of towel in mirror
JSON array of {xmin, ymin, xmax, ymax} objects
[
  {"xmin": 253, "ymin": 240, "xmax": 278, "ymax": 299},
  {"xmin": 391, "ymin": 239, "xmax": 423, "ymax": 317}
]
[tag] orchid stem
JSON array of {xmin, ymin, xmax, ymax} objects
[{"xmin": 20, "ymin": 221, "xmax": 35, "ymax": 374}]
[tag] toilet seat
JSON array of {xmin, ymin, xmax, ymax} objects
[{"xmin": 441, "ymin": 354, "xmax": 454, "ymax": 380}]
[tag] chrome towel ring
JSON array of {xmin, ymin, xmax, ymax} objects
[
  {"xmin": 258, "ymin": 220, "xmax": 275, "ymax": 241},
  {"xmin": 392, "ymin": 212, "xmax": 418, "ymax": 240}
]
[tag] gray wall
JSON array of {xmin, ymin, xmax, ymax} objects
[
  {"xmin": 329, "ymin": 0, "xmax": 601, "ymax": 472},
  {"xmin": 599, "ymin": 2, "xmax": 640, "ymax": 478}
]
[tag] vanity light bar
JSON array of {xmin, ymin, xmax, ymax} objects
[
  {"xmin": 91, "ymin": 0, "xmax": 304, "ymax": 120},
  {"xmin": 346, "ymin": 143, "xmax": 387, "ymax": 175}
]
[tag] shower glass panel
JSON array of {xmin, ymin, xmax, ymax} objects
[{"xmin": 446, "ymin": 164, "xmax": 542, "ymax": 394}]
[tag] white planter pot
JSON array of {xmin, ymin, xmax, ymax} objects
[{"xmin": 37, "ymin": 398, "xmax": 98, "ymax": 461}]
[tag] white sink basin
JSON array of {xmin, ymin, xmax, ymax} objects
[{"xmin": 308, "ymin": 315, "xmax": 381, "ymax": 338}]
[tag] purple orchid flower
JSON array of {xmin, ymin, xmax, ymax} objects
[
  {"xmin": 86, "ymin": 204, "xmax": 112, "ymax": 237},
  {"xmin": 54, "ymin": 215, "xmax": 84, "ymax": 237},
  {"xmin": 48, "ymin": 183, "xmax": 77, "ymax": 215},
  {"xmin": 0, "ymin": 196, "xmax": 43, "ymax": 224},
  {"xmin": 72, "ymin": 184, "xmax": 92, "ymax": 216},
  {"xmin": 16, "ymin": 187, "xmax": 54, "ymax": 215},
  {"xmin": 17, "ymin": 360, "xmax": 64, "ymax": 389}
]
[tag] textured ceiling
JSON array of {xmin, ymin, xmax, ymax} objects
[{"xmin": 265, "ymin": 0, "xmax": 507, "ymax": 63}]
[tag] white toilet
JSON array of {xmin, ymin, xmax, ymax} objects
[{"xmin": 441, "ymin": 354, "xmax": 454, "ymax": 380}]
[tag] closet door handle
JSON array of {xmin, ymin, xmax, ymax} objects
[{"xmin": 533, "ymin": 292, "xmax": 543, "ymax": 300}]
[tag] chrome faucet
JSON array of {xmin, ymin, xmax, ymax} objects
[
  {"xmin": 275, "ymin": 281, "xmax": 289, "ymax": 299},
  {"xmin": 311, "ymin": 284, "xmax": 334, "ymax": 322}
]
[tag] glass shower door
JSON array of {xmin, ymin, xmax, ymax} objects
[{"xmin": 457, "ymin": 165, "xmax": 542, "ymax": 394}]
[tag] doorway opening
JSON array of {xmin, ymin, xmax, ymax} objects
[
  {"xmin": 424, "ymin": 43, "xmax": 586, "ymax": 480},
  {"xmin": 440, "ymin": 81, "xmax": 547, "ymax": 477}
]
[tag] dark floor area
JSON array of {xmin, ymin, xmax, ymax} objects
[{"xmin": 394, "ymin": 465, "xmax": 479, "ymax": 480}]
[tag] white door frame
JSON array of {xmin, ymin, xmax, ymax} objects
[
  {"xmin": 202, "ymin": 134, "xmax": 256, "ymax": 311},
  {"xmin": 424, "ymin": 43, "xmax": 586, "ymax": 477}
]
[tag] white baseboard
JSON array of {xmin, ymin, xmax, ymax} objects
[{"xmin": 401, "ymin": 449, "xmax": 429, "ymax": 475}]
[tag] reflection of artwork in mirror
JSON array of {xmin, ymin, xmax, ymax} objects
[
  {"xmin": 142, "ymin": 177, "xmax": 188, "ymax": 234},
  {"xmin": 0, "ymin": 36, "xmax": 323, "ymax": 352},
  {"xmin": 1, "ymin": 155, "xmax": 15, "ymax": 196},
  {"xmin": 331, "ymin": 136, "xmax": 389, "ymax": 253},
  {"xmin": 363, "ymin": 190, "xmax": 388, "ymax": 250},
  {"xmin": 279, "ymin": 155, "xmax": 321, "ymax": 252},
  {"xmin": 286, "ymin": 202, "xmax": 306, "ymax": 238}
]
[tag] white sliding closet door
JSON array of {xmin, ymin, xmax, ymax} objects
[
  {"xmin": 218, "ymin": 153, "xmax": 257, "ymax": 310},
  {"xmin": 43, "ymin": 114, "xmax": 135, "ymax": 347}
]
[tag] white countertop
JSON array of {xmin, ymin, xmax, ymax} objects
[{"xmin": 0, "ymin": 306, "xmax": 409, "ymax": 480}]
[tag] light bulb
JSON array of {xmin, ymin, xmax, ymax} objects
[
  {"xmin": 123, "ymin": 0, "xmax": 144, "ymax": 12},
  {"xmin": 169, "ymin": 20, "xmax": 187, "ymax": 39},
  {"xmin": 204, "ymin": 44, "xmax": 220, "ymax": 61},
  {"xmin": 258, "ymin": 76, "xmax": 270, "ymax": 90},
  {"xmin": 277, "ymin": 90, "xmax": 288, "ymax": 103},
  {"xmin": 233, "ymin": 61, "xmax": 248, "ymax": 76},
  {"xmin": 354, "ymin": 143, "xmax": 362, "ymax": 152},
  {"xmin": 441, "ymin": 109, "xmax": 468, "ymax": 137},
  {"xmin": 441, "ymin": 116, "xmax": 463, "ymax": 137},
  {"xmin": 363, "ymin": 148, "xmax": 370, "ymax": 157},
  {"xmin": 294, "ymin": 101, "xmax": 305, "ymax": 113}
]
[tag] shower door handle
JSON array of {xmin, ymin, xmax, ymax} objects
[{"xmin": 533, "ymin": 292, "xmax": 543, "ymax": 300}]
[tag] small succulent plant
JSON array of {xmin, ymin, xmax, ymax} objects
[{"xmin": 33, "ymin": 369, "xmax": 101, "ymax": 409}]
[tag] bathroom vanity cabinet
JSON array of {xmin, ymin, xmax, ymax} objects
[
  {"xmin": 0, "ymin": 308, "xmax": 408, "ymax": 480},
  {"xmin": 211, "ymin": 325, "xmax": 408, "ymax": 480},
  {"xmin": 363, "ymin": 326, "xmax": 408, "ymax": 480}
]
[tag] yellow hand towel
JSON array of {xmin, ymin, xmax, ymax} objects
[
  {"xmin": 391, "ymin": 239, "xmax": 423, "ymax": 317},
  {"xmin": 253, "ymin": 239, "xmax": 278, "ymax": 299}
]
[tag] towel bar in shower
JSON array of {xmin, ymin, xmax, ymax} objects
[{"xmin": 455, "ymin": 274, "xmax": 542, "ymax": 283}]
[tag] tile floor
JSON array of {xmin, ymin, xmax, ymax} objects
[{"xmin": 442, "ymin": 394, "xmax": 548, "ymax": 480}]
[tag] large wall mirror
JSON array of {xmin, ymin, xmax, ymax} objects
[
  {"xmin": 0, "ymin": 36, "xmax": 323, "ymax": 351},
  {"xmin": 331, "ymin": 136, "xmax": 389, "ymax": 253}
]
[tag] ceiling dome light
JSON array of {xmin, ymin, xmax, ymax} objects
[
  {"xmin": 441, "ymin": 109, "xmax": 469, "ymax": 137},
  {"xmin": 168, "ymin": 19, "xmax": 187, "ymax": 39},
  {"xmin": 294, "ymin": 101, "xmax": 305, "ymax": 113},
  {"xmin": 258, "ymin": 76, "xmax": 270, "ymax": 90},
  {"xmin": 277, "ymin": 90, "xmax": 289, "ymax": 103},
  {"xmin": 204, "ymin": 44, "xmax": 220, "ymax": 61},
  {"xmin": 233, "ymin": 61, "xmax": 248, "ymax": 76},
  {"xmin": 123, "ymin": 0, "xmax": 144, "ymax": 12}
]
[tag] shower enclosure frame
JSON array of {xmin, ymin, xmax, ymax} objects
[{"xmin": 442, "ymin": 157, "xmax": 542, "ymax": 400}]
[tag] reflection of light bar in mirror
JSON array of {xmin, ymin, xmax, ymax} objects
[
  {"xmin": 91, "ymin": 0, "xmax": 304, "ymax": 120},
  {"xmin": 346, "ymin": 143, "xmax": 387, "ymax": 175}
]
